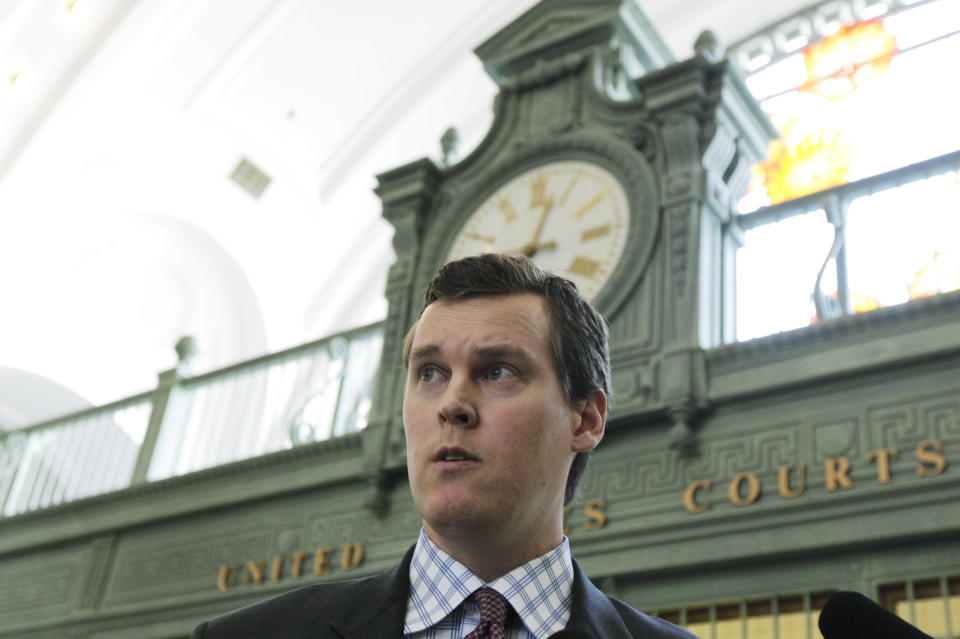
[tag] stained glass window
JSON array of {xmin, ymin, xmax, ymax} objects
[{"xmin": 732, "ymin": 0, "xmax": 960, "ymax": 341}]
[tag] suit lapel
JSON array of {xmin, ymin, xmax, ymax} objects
[
  {"xmin": 566, "ymin": 558, "xmax": 633, "ymax": 639},
  {"xmin": 329, "ymin": 546, "xmax": 414, "ymax": 639}
]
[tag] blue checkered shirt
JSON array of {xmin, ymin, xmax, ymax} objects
[{"xmin": 403, "ymin": 529, "xmax": 574, "ymax": 639}]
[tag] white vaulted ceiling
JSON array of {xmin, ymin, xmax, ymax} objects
[{"xmin": 0, "ymin": 0, "xmax": 813, "ymax": 425}]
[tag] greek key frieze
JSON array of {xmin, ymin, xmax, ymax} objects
[
  {"xmin": 305, "ymin": 507, "xmax": 420, "ymax": 549},
  {"xmin": 0, "ymin": 564, "xmax": 76, "ymax": 615},
  {"xmin": 110, "ymin": 531, "xmax": 272, "ymax": 592},
  {"xmin": 691, "ymin": 428, "xmax": 801, "ymax": 480},
  {"xmin": 920, "ymin": 397, "xmax": 960, "ymax": 440}
]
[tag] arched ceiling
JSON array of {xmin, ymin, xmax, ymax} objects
[{"xmin": 0, "ymin": 0, "xmax": 813, "ymax": 424}]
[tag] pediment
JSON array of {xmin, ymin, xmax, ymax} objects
[
  {"xmin": 476, "ymin": 0, "xmax": 620, "ymax": 73},
  {"xmin": 475, "ymin": 0, "xmax": 670, "ymax": 83}
]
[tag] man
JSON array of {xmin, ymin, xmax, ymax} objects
[{"xmin": 191, "ymin": 254, "xmax": 695, "ymax": 638}]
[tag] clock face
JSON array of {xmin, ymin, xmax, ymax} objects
[{"xmin": 446, "ymin": 160, "xmax": 630, "ymax": 301}]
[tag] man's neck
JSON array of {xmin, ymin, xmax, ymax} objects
[{"xmin": 422, "ymin": 522, "xmax": 564, "ymax": 582}]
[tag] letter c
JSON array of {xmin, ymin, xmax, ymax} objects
[{"xmin": 683, "ymin": 480, "xmax": 712, "ymax": 513}]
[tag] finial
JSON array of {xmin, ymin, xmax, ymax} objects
[
  {"xmin": 174, "ymin": 335, "xmax": 198, "ymax": 373},
  {"xmin": 694, "ymin": 30, "xmax": 724, "ymax": 63},
  {"xmin": 440, "ymin": 127, "xmax": 461, "ymax": 167}
]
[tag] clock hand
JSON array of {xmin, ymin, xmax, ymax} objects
[
  {"xmin": 526, "ymin": 239, "xmax": 557, "ymax": 258},
  {"xmin": 528, "ymin": 197, "xmax": 553, "ymax": 248},
  {"xmin": 513, "ymin": 197, "xmax": 555, "ymax": 257},
  {"xmin": 503, "ymin": 239, "xmax": 557, "ymax": 257}
]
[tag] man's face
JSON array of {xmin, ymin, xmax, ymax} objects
[{"xmin": 403, "ymin": 293, "xmax": 599, "ymax": 551}]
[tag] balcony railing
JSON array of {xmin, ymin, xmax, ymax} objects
[{"xmin": 0, "ymin": 322, "xmax": 384, "ymax": 518}]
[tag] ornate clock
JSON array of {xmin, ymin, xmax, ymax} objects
[
  {"xmin": 445, "ymin": 160, "xmax": 630, "ymax": 302},
  {"xmin": 372, "ymin": 0, "xmax": 774, "ymax": 463}
]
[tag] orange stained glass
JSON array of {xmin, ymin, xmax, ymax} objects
[
  {"xmin": 908, "ymin": 251, "xmax": 960, "ymax": 300},
  {"xmin": 801, "ymin": 20, "xmax": 898, "ymax": 102},
  {"xmin": 754, "ymin": 116, "xmax": 852, "ymax": 204},
  {"xmin": 811, "ymin": 290, "xmax": 883, "ymax": 324},
  {"xmin": 852, "ymin": 290, "xmax": 881, "ymax": 313}
]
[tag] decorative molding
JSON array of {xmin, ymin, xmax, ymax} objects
[
  {"xmin": 665, "ymin": 204, "xmax": 692, "ymax": 301},
  {"xmin": 658, "ymin": 116, "xmax": 702, "ymax": 182},
  {"xmin": 75, "ymin": 535, "xmax": 117, "ymax": 612},
  {"xmin": 872, "ymin": 396, "xmax": 960, "ymax": 449},
  {"xmin": 609, "ymin": 361, "xmax": 658, "ymax": 410},
  {"xmin": 625, "ymin": 122, "xmax": 659, "ymax": 166},
  {"xmin": 691, "ymin": 428, "xmax": 800, "ymax": 480},
  {"xmin": 502, "ymin": 52, "xmax": 588, "ymax": 93},
  {"xmin": 607, "ymin": 258, "xmax": 660, "ymax": 356},
  {"xmin": 305, "ymin": 506, "xmax": 422, "ymax": 549},
  {"xmin": 105, "ymin": 530, "xmax": 273, "ymax": 604},
  {"xmin": 920, "ymin": 398, "xmax": 960, "ymax": 439},
  {"xmin": 681, "ymin": 387, "xmax": 959, "ymax": 490},
  {"xmin": 0, "ymin": 556, "xmax": 78, "ymax": 617},
  {"xmin": 513, "ymin": 64, "xmax": 586, "ymax": 143},
  {"xmin": 580, "ymin": 446, "xmax": 686, "ymax": 502},
  {"xmin": 813, "ymin": 418, "xmax": 860, "ymax": 461}
]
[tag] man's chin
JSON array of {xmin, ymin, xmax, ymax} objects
[{"xmin": 421, "ymin": 500, "xmax": 496, "ymax": 536}]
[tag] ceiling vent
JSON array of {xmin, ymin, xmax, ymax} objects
[{"xmin": 230, "ymin": 158, "xmax": 271, "ymax": 199}]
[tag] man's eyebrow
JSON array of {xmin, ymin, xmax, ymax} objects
[
  {"xmin": 407, "ymin": 344, "xmax": 441, "ymax": 363},
  {"xmin": 474, "ymin": 345, "xmax": 535, "ymax": 364},
  {"xmin": 407, "ymin": 344, "xmax": 535, "ymax": 364}
]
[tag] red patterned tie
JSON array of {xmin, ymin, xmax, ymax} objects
[{"xmin": 465, "ymin": 587, "xmax": 510, "ymax": 639}]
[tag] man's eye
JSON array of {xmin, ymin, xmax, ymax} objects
[
  {"xmin": 419, "ymin": 366, "xmax": 443, "ymax": 383},
  {"xmin": 485, "ymin": 365, "xmax": 516, "ymax": 382}
]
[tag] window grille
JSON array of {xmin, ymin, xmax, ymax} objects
[
  {"xmin": 649, "ymin": 591, "xmax": 834, "ymax": 639},
  {"xmin": 879, "ymin": 576, "xmax": 960, "ymax": 638}
]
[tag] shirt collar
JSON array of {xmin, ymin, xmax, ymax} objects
[{"xmin": 405, "ymin": 528, "xmax": 574, "ymax": 638}]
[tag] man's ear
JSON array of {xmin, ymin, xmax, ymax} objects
[{"xmin": 571, "ymin": 389, "xmax": 606, "ymax": 453}]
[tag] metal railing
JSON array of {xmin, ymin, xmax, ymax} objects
[
  {"xmin": 0, "ymin": 394, "xmax": 152, "ymax": 516},
  {"xmin": 0, "ymin": 322, "xmax": 384, "ymax": 517}
]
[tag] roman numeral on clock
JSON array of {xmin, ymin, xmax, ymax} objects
[
  {"xmin": 465, "ymin": 232, "xmax": 495, "ymax": 244},
  {"xmin": 581, "ymin": 224, "xmax": 610, "ymax": 241},
  {"xmin": 530, "ymin": 176, "xmax": 549, "ymax": 208},
  {"xmin": 573, "ymin": 193, "xmax": 604, "ymax": 219},
  {"xmin": 569, "ymin": 256, "xmax": 601, "ymax": 278},
  {"xmin": 497, "ymin": 197, "xmax": 518, "ymax": 223}
]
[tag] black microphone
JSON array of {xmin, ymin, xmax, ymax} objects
[
  {"xmin": 547, "ymin": 631, "xmax": 593, "ymax": 638},
  {"xmin": 818, "ymin": 590, "xmax": 934, "ymax": 639}
]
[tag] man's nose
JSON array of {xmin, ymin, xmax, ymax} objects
[{"xmin": 438, "ymin": 378, "xmax": 477, "ymax": 427}]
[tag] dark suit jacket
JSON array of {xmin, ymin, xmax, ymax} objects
[{"xmin": 191, "ymin": 546, "xmax": 697, "ymax": 638}]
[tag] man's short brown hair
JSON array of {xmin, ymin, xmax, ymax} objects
[{"xmin": 402, "ymin": 253, "xmax": 611, "ymax": 505}]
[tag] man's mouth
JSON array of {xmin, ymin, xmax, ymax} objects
[{"xmin": 434, "ymin": 447, "xmax": 479, "ymax": 463}]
